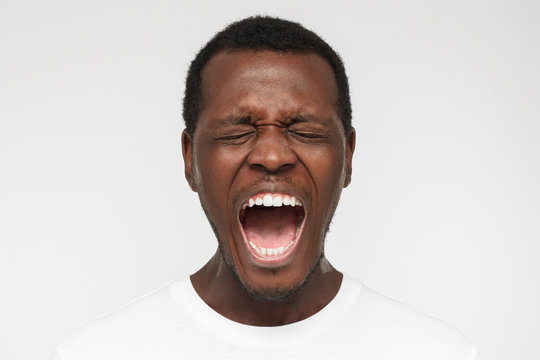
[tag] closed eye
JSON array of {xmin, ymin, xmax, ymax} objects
[
  {"xmin": 288, "ymin": 129, "xmax": 327, "ymax": 142},
  {"xmin": 290, "ymin": 131, "xmax": 324, "ymax": 138},
  {"xmin": 215, "ymin": 131, "xmax": 256, "ymax": 143}
]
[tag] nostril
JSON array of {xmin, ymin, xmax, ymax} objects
[
  {"xmin": 249, "ymin": 160, "xmax": 295, "ymax": 174},
  {"xmin": 250, "ymin": 163, "xmax": 267, "ymax": 171}
]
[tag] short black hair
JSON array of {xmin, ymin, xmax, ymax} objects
[{"xmin": 182, "ymin": 16, "xmax": 352, "ymax": 137}]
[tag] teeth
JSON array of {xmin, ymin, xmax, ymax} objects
[
  {"xmin": 250, "ymin": 243, "xmax": 293, "ymax": 257},
  {"xmin": 241, "ymin": 193, "xmax": 304, "ymax": 258},
  {"xmin": 263, "ymin": 195, "xmax": 273, "ymax": 207},
  {"xmin": 242, "ymin": 194, "xmax": 306, "ymax": 259},
  {"xmin": 242, "ymin": 194, "xmax": 302, "ymax": 209}
]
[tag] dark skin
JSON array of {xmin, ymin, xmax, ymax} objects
[{"xmin": 182, "ymin": 50, "xmax": 355, "ymax": 326}]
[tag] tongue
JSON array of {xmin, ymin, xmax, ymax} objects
[{"xmin": 243, "ymin": 207, "xmax": 297, "ymax": 249}]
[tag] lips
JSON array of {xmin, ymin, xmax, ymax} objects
[{"xmin": 238, "ymin": 192, "xmax": 306, "ymax": 266}]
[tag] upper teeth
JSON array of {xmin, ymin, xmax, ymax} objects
[{"xmin": 242, "ymin": 194, "xmax": 302, "ymax": 209}]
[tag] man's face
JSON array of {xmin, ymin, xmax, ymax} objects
[{"xmin": 183, "ymin": 50, "xmax": 354, "ymax": 300}]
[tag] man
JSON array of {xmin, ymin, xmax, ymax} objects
[{"xmin": 54, "ymin": 16, "xmax": 480, "ymax": 359}]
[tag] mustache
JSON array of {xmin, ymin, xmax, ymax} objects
[
  {"xmin": 242, "ymin": 174, "xmax": 298, "ymax": 188},
  {"xmin": 233, "ymin": 174, "xmax": 307, "ymax": 207}
]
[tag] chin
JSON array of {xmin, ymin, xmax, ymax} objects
[
  {"xmin": 220, "ymin": 240, "xmax": 324, "ymax": 303},
  {"xmin": 243, "ymin": 285, "xmax": 302, "ymax": 303}
]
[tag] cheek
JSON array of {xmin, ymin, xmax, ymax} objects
[
  {"xmin": 301, "ymin": 146, "xmax": 346, "ymax": 187},
  {"xmin": 195, "ymin": 147, "xmax": 244, "ymax": 189},
  {"xmin": 193, "ymin": 146, "xmax": 248, "ymax": 227}
]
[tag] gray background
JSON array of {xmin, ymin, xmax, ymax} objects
[{"xmin": 1, "ymin": 0, "xmax": 539, "ymax": 359}]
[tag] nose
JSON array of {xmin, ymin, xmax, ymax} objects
[{"xmin": 247, "ymin": 126, "xmax": 297, "ymax": 174}]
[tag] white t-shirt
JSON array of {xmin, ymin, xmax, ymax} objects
[{"xmin": 54, "ymin": 275, "xmax": 480, "ymax": 359}]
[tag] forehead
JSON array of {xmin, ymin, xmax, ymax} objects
[{"xmin": 199, "ymin": 50, "xmax": 339, "ymax": 122}]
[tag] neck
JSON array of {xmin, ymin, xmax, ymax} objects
[{"xmin": 190, "ymin": 251, "xmax": 343, "ymax": 326}]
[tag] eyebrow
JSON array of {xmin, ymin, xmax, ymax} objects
[
  {"xmin": 286, "ymin": 114, "xmax": 331, "ymax": 128},
  {"xmin": 288, "ymin": 114, "xmax": 314, "ymax": 124},
  {"xmin": 220, "ymin": 114, "xmax": 252, "ymax": 126},
  {"xmin": 219, "ymin": 112, "xmax": 328, "ymax": 126}
]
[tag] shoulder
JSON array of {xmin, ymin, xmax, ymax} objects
[
  {"xmin": 55, "ymin": 280, "xmax": 189, "ymax": 360},
  {"xmin": 340, "ymin": 276, "xmax": 477, "ymax": 359}
]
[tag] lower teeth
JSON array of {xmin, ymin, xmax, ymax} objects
[
  {"xmin": 245, "ymin": 213, "xmax": 304, "ymax": 258},
  {"xmin": 250, "ymin": 240, "xmax": 295, "ymax": 257}
]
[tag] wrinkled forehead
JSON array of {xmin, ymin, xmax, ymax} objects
[{"xmin": 199, "ymin": 50, "xmax": 339, "ymax": 118}]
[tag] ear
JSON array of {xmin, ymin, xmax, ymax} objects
[
  {"xmin": 343, "ymin": 127, "xmax": 356, "ymax": 188},
  {"xmin": 181, "ymin": 129, "xmax": 198, "ymax": 192}
]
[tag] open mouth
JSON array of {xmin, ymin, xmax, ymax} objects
[{"xmin": 238, "ymin": 193, "xmax": 306, "ymax": 266}]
